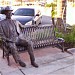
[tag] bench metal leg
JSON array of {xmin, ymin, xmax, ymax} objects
[
  {"xmin": 61, "ymin": 42, "xmax": 65, "ymax": 52},
  {"xmin": 55, "ymin": 42, "xmax": 65, "ymax": 52}
]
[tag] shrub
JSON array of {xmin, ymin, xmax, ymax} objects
[{"xmin": 56, "ymin": 25, "xmax": 75, "ymax": 47}]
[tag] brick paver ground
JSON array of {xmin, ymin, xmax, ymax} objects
[{"xmin": 0, "ymin": 46, "xmax": 75, "ymax": 75}]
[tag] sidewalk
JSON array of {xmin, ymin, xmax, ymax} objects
[{"xmin": 0, "ymin": 46, "xmax": 75, "ymax": 75}]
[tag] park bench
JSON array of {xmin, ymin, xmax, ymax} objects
[{"xmin": 2, "ymin": 25, "xmax": 65, "ymax": 65}]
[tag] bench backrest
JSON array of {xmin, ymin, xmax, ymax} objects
[{"xmin": 21, "ymin": 25, "xmax": 55, "ymax": 48}]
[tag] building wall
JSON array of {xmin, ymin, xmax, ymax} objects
[{"xmin": 29, "ymin": 0, "xmax": 34, "ymax": 2}]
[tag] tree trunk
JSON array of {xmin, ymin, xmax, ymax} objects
[{"xmin": 56, "ymin": 0, "xmax": 66, "ymax": 32}]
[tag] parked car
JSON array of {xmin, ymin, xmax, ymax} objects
[
  {"xmin": 0, "ymin": 6, "xmax": 5, "ymax": 13},
  {"xmin": 0, "ymin": 6, "xmax": 6, "ymax": 21},
  {"xmin": 38, "ymin": 1, "xmax": 46, "ymax": 6},
  {"xmin": 11, "ymin": 7, "xmax": 42, "ymax": 25},
  {"xmin": 0, "ymin": 14, "xmax": 6, "ymax": 21}
]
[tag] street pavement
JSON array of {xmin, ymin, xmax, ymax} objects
[{"xmin": 0, "ymin": 47, "xmax": 75, "ymax": 75}]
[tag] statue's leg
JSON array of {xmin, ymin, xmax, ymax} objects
[
  {"xmin": 8, "ymin": 43, "xmax": 26, "ymax": 67},
  {"xmin": 16, "ymin": 37, "xmax": 38, "ymax": 68},
  {"xmin": 24, "ymin": 40, "xmax": 38, "ymax": 68}
]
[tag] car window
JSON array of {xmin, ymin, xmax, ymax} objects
[
  {"xmin": 0, "ymin": 7, "xmax": 5, "ymax": 14},
  {"xmin": 14, "ymin": 8, "xmax": 35, "ymax": 16}
]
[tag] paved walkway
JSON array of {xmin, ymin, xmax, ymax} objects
[{"xmin": 0, "ymin": 47, "xmax": 75, "ymax": 75}]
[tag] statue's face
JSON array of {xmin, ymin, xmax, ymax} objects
[{"xmin": 5, "ymin": 10, "xmax": 12, "ymax": 19}]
